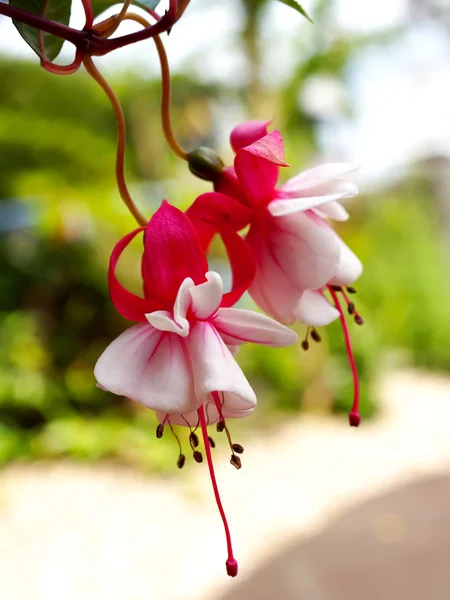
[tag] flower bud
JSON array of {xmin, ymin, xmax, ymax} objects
[{"xmin": 188, "ymin": 147, "xmax": 225, "ymax": 181}]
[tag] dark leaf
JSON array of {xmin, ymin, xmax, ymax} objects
[{"xmin": 11, "ymin": 0, "xmax": 73, "ymax": 61}]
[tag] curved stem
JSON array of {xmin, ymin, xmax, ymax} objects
[
  {"xmin": 123, "ymin": 13, "xmax": 188, "ymax": 160},
  {"xmin": 41, "ymin": 49, "xmax": 84, "ymax": 74},
  {"xmin": 81, "ymin": 0, "xmax": 94, "ymax": 29},
  {"xmin": 83, "ymin": 54, "xmax": 148, "ymax": 227},
  {"xmin": 39, "ymin": 0, "xmax": 85, "ymax": 75}
]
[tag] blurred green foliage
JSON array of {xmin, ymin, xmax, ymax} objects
[{"xmin": 0, "ymin": 37, "xmax": 449, "ymax": 471}]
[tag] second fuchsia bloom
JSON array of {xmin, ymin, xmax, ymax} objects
[
  {"xmin": 187, "ymin": 121, "xmax": 364, "ymax": 426},
  {"xmin": 95, "ymin": 201, "xmax": 297, "ymax": 576}
]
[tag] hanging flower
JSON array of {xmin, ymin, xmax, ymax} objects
[
  {"xmin": 95, "ymin": 200, "xmax": 297, "ymax": 576},
  {"xmin": 187, "ymin": 121, "xmax": 364, "ymax": 426}
]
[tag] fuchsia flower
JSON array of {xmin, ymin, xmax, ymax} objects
[
  {"xmin": 187, "ymin": 121, "xmax": 364, "ymax": 426},
  {"xmin": 95, "ymin": 200, "xmax": 297, "ymax": 576}
]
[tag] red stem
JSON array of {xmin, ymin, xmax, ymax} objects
[
  {"xmin": 198, "ymin": 404, "xmax": 238, "ymax": 577},
  {"xmin": 0, "ymin": 2, "xmax": 86, "ymax": 47},
  {"xmin": 328, "ymin": 286, "xmax": 361, "ymax": 427},
  {"xmin": 0, "ymin": 0, "xmax": 179, "ymax": 56},
  {"xmin": 81, "ymin": 0, "xmax": 94, "ymax": 29}
]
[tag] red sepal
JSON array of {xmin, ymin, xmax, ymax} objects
[
  {"xmin": 108, "ymin": 227, "xmax": 157, "ymax": 322},
  {"xmin": 143, "ymin": 201, "xmax": 208, "ymax": 306},
  {"xmin": 221, "ymin": 230, "xmax": 256, "ymax": 308}
]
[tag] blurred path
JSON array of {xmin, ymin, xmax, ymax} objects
[{"xmin": 1, "ymin": 369, "xmax": 450, "ymax": 600}]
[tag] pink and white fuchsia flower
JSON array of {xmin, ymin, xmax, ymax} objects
[
  {"xmin": 95, "ymin": 201, "xmax": 297, "ymax": 577},
  {"xmin": 187, "ymin": 120, "xmax": 364, "ymax": 426}
]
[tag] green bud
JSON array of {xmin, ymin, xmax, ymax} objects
[{"xmin": 188, "ymin": 147, "xmax": 225, "ymax": 182}]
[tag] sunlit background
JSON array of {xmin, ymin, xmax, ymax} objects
[{"xmin": 1, "ymin": 0, "xmax": 450, "ymax": 598}]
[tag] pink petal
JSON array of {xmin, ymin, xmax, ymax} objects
[
  {"xmin": 190, "ymin": 272, "xmax": 223, "ymax": 319},
  {"xmin": 329, "ymin": 240, "xmax": 363, "ymax": 286},
  {"xmin": 220, "ymin": 229, "xmax": 256, "ymax": 308},
  {"xmin": 94, "ymin": 326, "xmax": 197, "ymax": 414},
  {"xmin": 212, "ymin": 307, "xmax": 297, "ymax": 347},
  {"xmin": 245, "ymin": 211, "xmax": 341, "ymax": 320},
  {"xmin": 269, "ymin": 212, "xmax": 341, "ymax": 289},
  {"xmin": 108, "ymin": 227, "xmax": 158, "ymax": 322},
  {"xmin": 245, "ymin": 225, "xmax": 302, "ymax": 324},
  {"xmin": 314, "ymin": 200, "xmax": 349, "ymax": 222},
  {"xmin": 234, "ymin": 132, "xmax": 287, "ymax": 208},
  {"xmin": 187, "ymin": 321, "xmax": 256, "ymax": 409},
  {"xmin": 293, "ymin": 290, "xmax": 339, "ymax": 326},
  {"xmin": 230, "ymin": 120, "xmax": 271, "ymax": 153},
  {"xmin": 278, "ymin": 163, "xmax": 358, "ymax": 196},
  {"xmin": 143, "ymin": 201, "xmax": 208, "ymax": 307}
]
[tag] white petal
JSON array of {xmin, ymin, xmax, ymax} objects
[
  {"xmin": 190, "ymin": 271, "xmax": 223, "ymax": 319},
  {"xmin": 269, "ymin": 188, "xmax": 356, "ymax": 217},
  {"xmin": 155, "ymin": 401, "xmax": 254, "ymax": 427},
  {"xmin": 329, "ymin": 240, "xmax": 363, "ymax": 286},
  {"xmin": 213, "ymin": 307, "xmax": 297, "ymax": 347},
  {"xmin": 188, "ymin": 321, "xmax": 256, "ymax": 410},
  {"xmin": 94, "ymin": 325, "xmax": 197, "ymax": 414},
  {"xmin": 279, "ymin": 163, "xmax": 359, "ymax": 194},
  {"xmin": 145, "ymin": 310, "xmax": 190, "ymax": 337},
  {"xmin": 293, "ymin": 290, "xmax": 339, "ymax": 326},
  {"xmin": 174, "ymin": 277, "xmax": 195, "ymax": 324},
  {"xmin": 314, "ymin": 200, "xmax": 349, "ymax": 222},
  {"xmin": 145, "ymin": 277, "xmax": 194, "ymax": 336}
]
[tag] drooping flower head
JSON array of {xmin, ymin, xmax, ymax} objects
[
  {"xmin": 95, "ymin": 200, "xmax": 297, "ymax": 576},
  {"xmin": 187, "ymin": 121, "xmax": 364, "ymax": 426}
]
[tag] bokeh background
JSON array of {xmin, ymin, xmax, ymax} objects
[{"xmin": 0, "ymin": 0, "xmax": 450, "ymax": 598}]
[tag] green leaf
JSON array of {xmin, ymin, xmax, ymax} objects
[
  {"xmin": 133, "ymin": 0, "xmax": 160, "ymax": 10},
  {"xmin": 90, "ymin": 0, "xmax": 159, "ymax": 18},
  {"xmin": 277, "ymin": 0, "xmax": 313, "ymax": 23},
  {"xmin": 11, "ymin": 0, "xmax": 73, "ymax": 61}
]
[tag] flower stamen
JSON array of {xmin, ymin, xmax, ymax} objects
[
  {"xmin": 211, "ymin": 391, "xmax": 244, "ymax": 468},
  {"xmin": 327, "ymin": 286, "xmax": 361, "ymax": 427},
  {"xmin": 167, "ymin": 417, "xmax": 186, "ymax": 468},
  {"xmin": 198, "ymin": 404, "xmax": 238, "ymax": 577}
]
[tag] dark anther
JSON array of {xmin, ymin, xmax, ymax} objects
[
  {"xmin": 310, "ymin": 329, "xmax": 321, "ymax": 343},
  {"xmin": 301, "ymin": 340, "xmax": 309, "ymax": 351},
  {"xmin": 189, "ymin": 432, "xmax": 199, "ymax": 448},
  {"xmin": 347, "ymin": 302, "xmax": 356, "ymax": 315},
  {"xmin": 177, "ymin": 454, "xmax": 186, "ymax": 469},
  {"xmin": 193, "ymin": 450, "xmax": 203, "ymax": 463},
  {"xmin": 208, "ymin": 436, "xmax": 216, "ymax": 448},
  {"xmin": 231, "ymin": 443, "xmax": 244, "ymax": 454},
  {"xmin": 216, "ymin": 420, "xmax": 225, "ymax": 433},
  {"xmin": 230, "ymin": 455, "xmax": 242, "ymax": 470},
  {"xmin": 156, "ymin": 424, "xmax": 164, "ymax": 439},
  {"xmin": 346, "ymin": 286, "xmax": 357, "ymax": 294},
  {"xmin": 331, "ymin": 285, "xmax": 342, "ymax": 291},
  {"xmin": 354, "ymin": 315, "xmax": 364, "ymax": 325}
]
